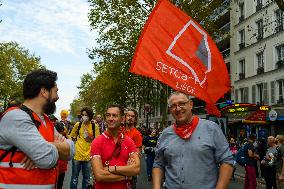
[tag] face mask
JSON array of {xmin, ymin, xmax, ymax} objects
[{"xmin": 82, "ymin": 115, "xmax": 89, "ymax": 122}]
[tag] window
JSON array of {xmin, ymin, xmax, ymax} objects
[
  {"xmin": 276, "ymin": 44, "xmax": 284, "ymax": 61},
  {"xmin": 278, "ymin": 79, "xmax": 284, "ymax": 104},
  {"xmin": 257, "ymin": 83, "xmax": 263, "ymax": 104},
  {"xmin": 275, "ymin": 9, "xmax": 284, "ymax": 33},
  {"xmin": 235, "ymin": 89, "xmax": 239, "ymax": 103},
  {"xmin": 239, "ymin": 29, "xmax": 245, "ymax": 50},
  {"xmin": 257, "ymin": 52, "xmax": 264, "ymax": 68},
  {"xmin": 256, "ymin": 0, "xmax": 262, "ymax": 11},
  {"xmin": 239, "ymin": 88, "xmax": 244, "ymax": 102},
  {"xmin": 239, "ymin": 59, "xmax": 245, "ymax": 80},
  {"xmin": 271, "ymin": 81, "xmax": 275, "ymax": 104},
  {"xmin": 239, "ymin": 3, "xmax": 244, "ymax": 22},
  {"xmin": 239, "ymin": 87, "xmax": 249, "ymax": 103},
  {"xmin": 256, "ymin": 51, "xmax": 264, "ymax": 74},
  {"xmin": 256, "ymin": 19, "xmax": 263, "ymax": 40}
]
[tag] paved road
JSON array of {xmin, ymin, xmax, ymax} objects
[{"xmin": 63, "ymin": 158, "xmax": 265, "ymax": 189}]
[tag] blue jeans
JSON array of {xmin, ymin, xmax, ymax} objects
[
  {"xmin": 70, "ymin": 159, "xmax": 91, "ymax": 189},
  {"xmin": 146, "ymin": 153, "xmax": 155, "ymax": 177}
]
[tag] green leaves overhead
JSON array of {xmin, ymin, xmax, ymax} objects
[
  {"xmin": 0, "ymin": 42, "xmax": 43, "ymax": 105},
  {"xmin": 73, "ymin": 0, "xmax": 222, "ymax": 117}
]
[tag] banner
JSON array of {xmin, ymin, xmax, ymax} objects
[{"xmin": 129, "ymin": 0, "xmax": 230, "ymax": 116}]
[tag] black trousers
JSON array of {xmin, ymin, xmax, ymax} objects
[
  {"xmin": 57, "ymin": 172, "xmax": 65, "ymax": 189},
  {"xmin": 264, "ymin": 166, "xmax": 277, "ymax": 189}
]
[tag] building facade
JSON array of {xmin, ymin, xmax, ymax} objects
[{"xmin": 230, "ymin": 0, "xmax": 284, "ymax": 135}]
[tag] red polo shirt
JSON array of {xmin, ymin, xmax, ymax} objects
[{"xmin": 91, "ymin": 132, "xmax": 137, "ymax": 189}]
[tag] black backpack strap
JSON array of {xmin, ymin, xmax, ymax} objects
[
  {"xmin": 20, "ymin": 105, "xmax": 41, "ymax": 128},
  {"xmin": 0, "ymin": 146, "xmax": 17, "ymax": 162},
  {"xmin": 76, "ymin": 121, "xmax": 83, "ymax": 139},
  {"xmin": 91, "ymin": 122, "xmax": 96, "ymax": 138}
]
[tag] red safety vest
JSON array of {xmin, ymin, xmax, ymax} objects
[{"xmin": 0, "ymin": 107, "xmax": 58, "ymax": 189}]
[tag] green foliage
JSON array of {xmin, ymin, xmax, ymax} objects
[
  {"xmin": 74, "ymin": 0, "xmax": 222, "ymax": 119},
  {"xmin": 70, "ymin": 98, "xmax": 86, "ymax": 121},
  {"xmin": 0, "ymin": 42, "xmax": 43, "ymax": 106}
]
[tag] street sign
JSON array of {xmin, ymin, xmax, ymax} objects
[{"xmin": 269, "ymin": 109, "xmax": 278, "ymax": 121}]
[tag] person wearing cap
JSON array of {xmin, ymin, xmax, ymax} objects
[{"xmin": 152, "ymin": 91, "xmax": 233, "ymax": 189}]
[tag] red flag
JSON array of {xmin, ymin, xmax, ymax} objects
[{"xmin": 129, "ymin": 0, "xmax": 230, "ymax": 116}]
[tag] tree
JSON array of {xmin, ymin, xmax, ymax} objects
[
  {"xmin": 70, "ymin": 98, "xmax": 86, "ymax": 122},
  {"xmin": 74, "ymin": 0, "xmax": 225, "ymax": 121},
  {"xmin": 0, "ymin": 42, "xmax": 43, "ymax": 107}
]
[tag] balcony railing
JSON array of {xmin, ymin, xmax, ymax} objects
[
  {"xmin": 277, "ymin": 98, "xmax": 284, "ymax": 104},
  {"xmin": 275, "ymin": 24, "xmax": 284, "ymax": 33},
  {"xmin": 221, "ymin": 48, "xmax": 230, "ymax": 59},
  {"xmin": 239, "ymin": 43, "xmax": 245, "ymax": 50},
  {"xmin": 239, "ymin": 15, "xmax": 244, "ymax": 22},
  {"xmin": 256, "ymin": 3, "xmax": 262, "ymax": 11},
  {"xmin": 257, "ymin": 33, "xmax": 263, "ymax": 41},
  {"xmin": 239, "ymin": 73, "xmax": 245, "ymax": 80},
  {"xmin": 276, "ymin": 60, "xmax": 284, "ymax": 69},
  {"xmin": 257, "ymin": 66, "xmax": 264, "ymax": 74}
]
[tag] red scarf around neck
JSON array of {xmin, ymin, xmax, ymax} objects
[
  {"xmin": 104, "ymin": 131, "xmax": 124, "ymax": 157},
  {"xmin": 173, "ymin": 116, "xmax": 199, "ymax": 140}
]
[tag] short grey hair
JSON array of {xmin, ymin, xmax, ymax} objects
[{"xmin": 167, "ymin": 91, "xmax": 192, "ymax": 105}]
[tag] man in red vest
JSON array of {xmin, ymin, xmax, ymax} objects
[{"xmin": 0, "ymin": 69, "xmax": 74, "ymax": 189}]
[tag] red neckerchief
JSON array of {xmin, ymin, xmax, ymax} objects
[
  {"xmin": 173, "ymin": 116, "xmax": 199, "ymax": 140},
  {"xmin": 104, "ymin": 131, "xmax": 124, "ymax": 158}
]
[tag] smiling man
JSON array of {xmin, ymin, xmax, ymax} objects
[
  {"xmin": 91, "ymin": 105, "xmax": 140, "ymax": 189},
  {"xmin": 152, "ymin": 91, "xmax": 233, "ymax": 189}
]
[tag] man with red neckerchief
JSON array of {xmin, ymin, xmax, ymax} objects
[
  {"xmin": 91, "ymin": 104, "xmax": 140, "ymax": 189},
  {"xmin": 152, "ymin": 91, "xmax": 233, "ymax": 189}
]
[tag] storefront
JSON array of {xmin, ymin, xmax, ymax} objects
[
  {"xmin": 221, "ymin": 103, "xmax": 271, "ymax": 140},
  {"xmin": 269, "ymin": 109, "xmax": 284, "ymax": 135}
]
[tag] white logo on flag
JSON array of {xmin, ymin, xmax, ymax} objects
[{"xmin": 166, "ymin": 20, "xmax": 212, "ymax": 88}]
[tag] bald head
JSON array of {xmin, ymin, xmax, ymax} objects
[{"xmin": 268, "ymin": 136, "xmax": 276, "ymax": 147}]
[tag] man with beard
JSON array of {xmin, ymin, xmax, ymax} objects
[
  {"xmin": 123, "ymin": 108, "xmax": 143, "ymax": 189},
  {"xmin": 0, "ymin": 69, "xmax": 74, "ymax": 188},
  {"xmin": 152, "ymin": 91, "xmax": 233, "ymax": 189},
  {"xmin": 124, "ymin": 108, "xmax": 143, "ymax": 154}
]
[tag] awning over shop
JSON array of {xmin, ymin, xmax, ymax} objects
[{"xmin": 221, "ymin": 103, "xmax": 270, "ymax": 124}]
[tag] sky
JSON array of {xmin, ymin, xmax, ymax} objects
[{"xmin": 0, "ymin": 0, "xmax": 97, "ymax": 117}]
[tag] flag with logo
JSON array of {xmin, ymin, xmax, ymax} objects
[{"xmin": 129, "ymin": 0, "xmax": 230, "ymax": 116}]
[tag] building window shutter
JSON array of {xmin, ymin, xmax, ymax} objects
[
  {"xmin": 235, "ymin": 89, "xmax": 239, "ymax": 103},
  {"xmin": 263, "ymin": 82, "xmax": 268, "ymax": 104},
  {"xmin": 252, "ymin": 85, "xmax": 256, "ymax": 104},
  {"xmin": 271, "ymin": 81, "xmax": 275, "ymax": 104},
  {"xmin": 244, "ymin": 87, "xmax": 249, "ymax": 103}
]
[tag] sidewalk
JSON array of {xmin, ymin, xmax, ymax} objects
[{"xmin": 234, "ymin": 164, "xmax": 265, "ymax": 188}]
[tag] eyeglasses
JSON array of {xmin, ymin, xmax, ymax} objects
[{"xmin": 169, "ymin": 101, "xmax": 190, "ymax": 110}]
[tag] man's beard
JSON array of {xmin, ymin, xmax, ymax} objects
[
  {"xmin": 43, "ymin": 97, "xmax": 56, "ymax": 115},
  {"xmin": 126, "ymin": 120, "xmax": 135, "ymax": 127}
]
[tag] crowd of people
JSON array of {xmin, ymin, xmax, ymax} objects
[
  {"xmin": 0, "ymin": 69, "xmax": 284, "ymax": 189},
  {"xmin": 228, "ymin": 134, "xmax": 284, "ymax": 189}
]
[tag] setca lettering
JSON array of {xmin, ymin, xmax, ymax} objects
[{"xmin": 156, "ymin": 61, "xmax": 196, "ymax": 94}]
